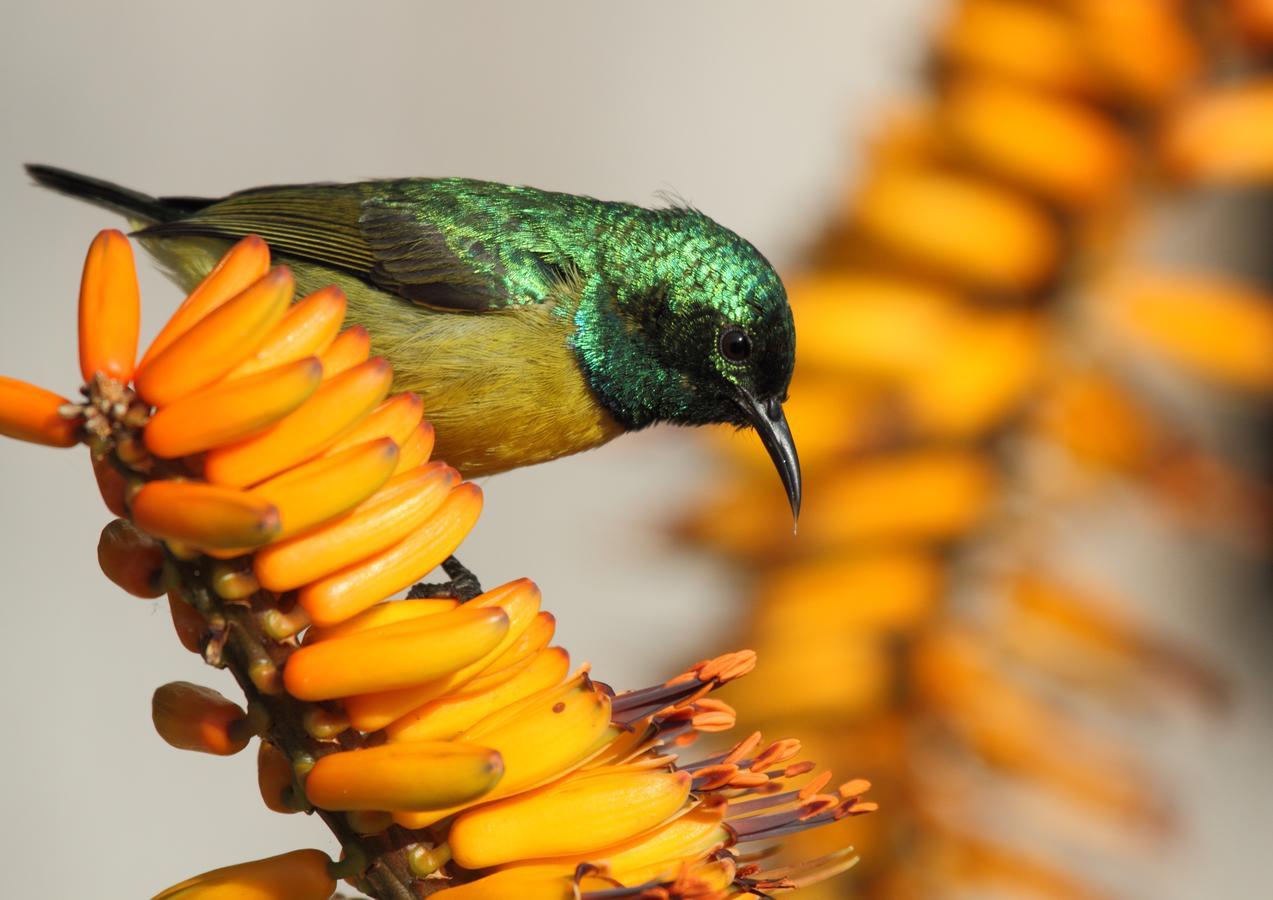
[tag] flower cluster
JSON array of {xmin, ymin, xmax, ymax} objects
[
  {"xmin": 680, "ymin": 1, "xmax": 1271, "ymax": 897},
  {"xmin": 0, "ymin": 231, "xmax": 874, "ymax": 899}
]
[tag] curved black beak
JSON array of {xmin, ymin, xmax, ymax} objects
[{"xmin": 735, "ymin": 388, "xmax": 802, "ymax": 523}]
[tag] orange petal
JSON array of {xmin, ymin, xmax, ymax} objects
[
  {"xmin": 392, "ymin": 670, "xmax": 613, "ymax": 829},
  {"xmin": 386, "ymin": 646, "xmax": 571, "ymax": 743},
  {"xmin": 228, "ymin": 285, "xmax": 347, "ymax": 378},
  {"xmin": 0, "ymin": 376, "xmax": 79, "ymax": 447},
  {"xmin": 131, "ymin": 480, "xmax": 280, "ymax": 549},
  {"xmin": 139, "ymin": 235, "xmax": 271, "ymax": 370},
  {"xmin": 449, "ymin": 768, "xmax": 693, "ymax": 869},
  {"xmin": 203, "ymin": 357, "xmax": 392, "ymax": 487},
  {"xmin": 255, "ymin": 462, "xmax": 458, "ymax": 592},
  {"xmin": 134, "ymin": 267, "xmax": 294, "ymax": 407},
  {"xmin": 151, "ymin": 848, "xmax": 333, "ymax": 900},
  {"xmin": 317, "ymin": 325, "xmax": 370, "ymax": 380},
  {"xmin": 97, "ymin": 518, "xmax": 166, "ymax": 598},
  {"xmin": 344, "ymin": 579, "xmax": 544, "ymax": 730},
  {"xmin": 78, "ymin": 229, "xmax": 140, "ymax": 383},
  {"xmin": 408, "ymin": 614, "xmax": 558, "ymax": 727},
  {"xmin": 151, "ymin": 681, "xmax": 249, "ymax": 755},
  {"xmin": 304, "ymin": 740, "xmax": 503, "ymax": 812},
  {"xmin": 249, "ymin": 436, "xmax": 399, "ymax": 540},
  {"xmin": 302, "ymin": 595, "xmax": 459, "ymax": 644},
  {"xmin": 143, "ymin": 357, "xmax": 322, "ymax": 458},
  {"xmin": 394, "ymin": 421, "xmax": 436, "ymax": 473},
  {"xmin": 517, "ymin": 803, "xmax": 728, "ymax": 883},
  {"xmin": 283, "ymin": 604, "xmax": 509, "ymax": 701},
  {"xmin": 470, "ymin": 610, "xmax": 557, "ymax": 683},
  {"xmin": 324, "ymin": 392, "xmax": 423, "ymax": 458},
  {"xmin": 296, "ymin": 481, "xmax": 482, "ymax": 626}
]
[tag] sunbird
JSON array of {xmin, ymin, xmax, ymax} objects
[{"xmin": 26, "ymin": 165, "xmax": 801, "ymax": 518}]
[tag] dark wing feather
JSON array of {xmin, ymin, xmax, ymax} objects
[
  {"xmin": 359, "ymin": 197, "xmax": 507, "ymax": 311},
  {"xmin": 137, "ymin": 183, "xmax": 510, "ymax": 311}
]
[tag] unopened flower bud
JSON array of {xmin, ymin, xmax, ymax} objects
[
  {"xmin": 97, "ymin": 518, "xmax": 167, "ymax": 598},
  {"xmin": 151, "ymin": 681, "xmax": 250, "ymax": 755}
]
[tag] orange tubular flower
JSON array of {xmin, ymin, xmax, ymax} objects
[
  {"xmin": 78, "ymin": 229, "xmax": 140, "ymax": 384},
  {"xmin": 134, "ymin": 267, "xmax": 294, "ymax": 407},
  {"xmin": 143, "ymin": 356, "xmax": 324, "ymax": 459},
  {"xmin": 229, "ymin": 285, "xmax": 348, "ymax": 378},
  {"xmin": 3, "ymin": 232, "xmax": 874, "ymax": 900},
  {"xmin": 130, "ymin": 480, "xmax": 282, "ymax": 550},
  {"xmin": 0, "ymin": 376, "xmax": 80, "ymax": 447},
  {"xmin": 304, "ymin": 740, "xmax": 505, "ymax": 812},
  {"xmin": 316, "ymin": 323, "xmax": 371, "ymax": 378}
]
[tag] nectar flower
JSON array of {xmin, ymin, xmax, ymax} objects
[{"xmin": 1, "ymin": 231, "xmax": 874, "ymax": 900}]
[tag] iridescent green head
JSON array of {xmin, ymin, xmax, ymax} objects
[{"xmin": 572, "ymin": 205, "xmax": 801, "ymax": 517}]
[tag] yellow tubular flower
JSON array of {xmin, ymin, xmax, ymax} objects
[
  {"xmin": 448, "ymin": 767, "xmax": 694, "ymax": 868},
  {"xmin": 151, "ymin": 849, "xmax": 335, "ymax": 900},
  {"xmin": 1, "ymin": 232, "xmax": 875, "ymax": 900}
]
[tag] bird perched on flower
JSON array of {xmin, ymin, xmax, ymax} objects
[{"xmin": 26, "ymin": 165, "xmax": 801, "ymax": 518}]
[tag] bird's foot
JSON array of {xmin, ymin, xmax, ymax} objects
[{"xmin": 406, "ymin": 556, "xmax": 484, "ymax": 602}]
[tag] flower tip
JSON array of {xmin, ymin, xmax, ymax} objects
[{"xmin": 78, "ymin": 228, "xmax": 140, "ymax": 384}]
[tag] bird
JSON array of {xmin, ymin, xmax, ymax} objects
[{"xmin": 26, "ymin": 164, "xmax": 801, "ymax": 520}]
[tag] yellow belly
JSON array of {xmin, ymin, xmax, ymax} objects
[{"xmin": 140, "ymin": 235, "xmax": 624, "ymax": 477}]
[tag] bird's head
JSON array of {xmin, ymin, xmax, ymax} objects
[{"xmin": 573, "ymin": 205, "xmax": 801, "ymax": 519}]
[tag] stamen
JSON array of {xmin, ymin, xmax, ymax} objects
[
  {"xmin": 722, "ymin": 731, "xmax": 764, "ymax": 767},
  {"xmin": 839, "ymin": 778, "xmax": 872, "ymax": 798},
  {"xmin": 750, "ymin": 738, "xmax": 801, "ymax": 772},
  {"xmin": 797, "ymin": 770, "xmax": 832, "ymax": 801}
]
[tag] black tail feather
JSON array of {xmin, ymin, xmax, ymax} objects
[{"xmin": 25, "ymin": 164, "xmax": 182, "ymax": 224}]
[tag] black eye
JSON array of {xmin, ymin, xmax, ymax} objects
[{"xmin": 719, "ymin": 327, "xmax": 752, "ymax": 362}]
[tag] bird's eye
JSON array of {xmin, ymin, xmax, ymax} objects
[{"xmin": 719, "ymin": 327, "xmax": 752, "ymax": 362}]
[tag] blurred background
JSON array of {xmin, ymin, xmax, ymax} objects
[{"xmin": 1, "ymin": 1, "xmax": 1270, "ymax": 897}]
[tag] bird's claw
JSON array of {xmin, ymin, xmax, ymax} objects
[{"xmin": 406, "ymin": 556, "xmax": 484, "ymax": 602}]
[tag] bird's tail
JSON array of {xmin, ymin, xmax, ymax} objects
[{"xmin": 25, "ymin": 164, "xmax": 188, "ymax": 224}]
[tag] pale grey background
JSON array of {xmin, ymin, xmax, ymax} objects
[{"xmin": 0, "ymin": 2, "xmax": 1267, "ymax": 898}]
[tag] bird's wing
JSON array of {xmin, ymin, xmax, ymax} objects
[
  {"xmin": 137, "ymin": 184, "xmax": 514, "ymax": 312},
  {"xmin": 358, "ymin": 195, "xmax": 508, "ymax": 311}
]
